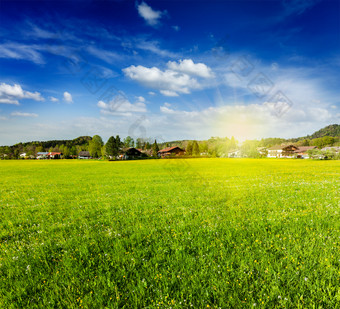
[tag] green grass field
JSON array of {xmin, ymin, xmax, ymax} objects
[{"xmin": 0, "ymin": 159, "xmax": 339, "ymax": 308}]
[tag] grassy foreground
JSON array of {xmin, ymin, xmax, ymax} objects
[{"xmin": 0, "ymin": 158, "xmax": 339, "ymax": 308}]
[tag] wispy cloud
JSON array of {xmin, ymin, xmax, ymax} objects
[
  {"xmin": 135, "ymin": 40, "xmax": 177, "ymax": 58},
  {"xmin": 282, "ymin": 0, "xmax": 322, "ymax": 16},
  {"xmin": 97, "ymin": 95, "xmax": 147, "ymax": 116},
  {"xmin": 26, "ymin": 23, "xmax": 56, "ymax": 39},
  {"xmin": 0, "ymin": 43, "xmax": 45, "ymax": 64},
  {"xmin": 86, "ymin": 46, "xmax": 122, "ymax": 64},
  {"xmin": 11, "ymin": 111, "xmax": 38, "ymax": 118},
  {"xmin": 0, "ymin": 41, "xmax": 79, "ymax": 65}
]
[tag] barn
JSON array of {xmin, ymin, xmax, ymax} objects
[
  {"xmin": 78, "ymin": 151, "xmax": 91, "ymax": 159},
  {"xmin": 158, "ymin": 146, "xmax": 185, "ymax": 157},
  {"xmin": 119, "ymin": 148, "xmax": 143, "ymax": 160}
]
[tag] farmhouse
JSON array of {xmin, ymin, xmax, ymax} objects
[
  {"xmin": 78, "ymin": 151, "xmax": 91, "ymax": 159},
  {"xmin": 294, "ymin": 146, "xmax": 317, "ymax": 159},
  {"xmin": 158, "ymin": 146, "xmax": 185, "ymax": 157},
  {"xmin": 119, "ymin": 148, "xmax": 143, "ymax": 160},
  {"xmin": 228, "ymin": 149, "xmax": 240, "ymax": 158},
  {"xmin": 48, "ymin": 152, "xmax": 62, "ymax": 159},
  {"xmin": 267, "ymin": 145, "xmax": 298, "ymax": 158},
  {"xmin": 37, "ymin": 152, "xmax": 49, "ymax": 159},
  {"xmin": 142, "ymin": 149, "xmax": 153, "ymax": 157},
  {"xmin": 257, "ymin": 147, "xmax": 267, "ymax": 156},
  {"xmin": 322, "ymin": 146, "xmax": 340, "ymax": 153}
]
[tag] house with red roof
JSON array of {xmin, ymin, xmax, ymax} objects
[
  {"xmin": 158, "ymin": 146, "xmax": 185, "ymax": 157},
  {"xmin": 294, "ymin": 146, "xmax": 317, "ymax": 159},
  {"xmin": 47, "ymin": 152, "xmax": 62, "ymax": 159}
]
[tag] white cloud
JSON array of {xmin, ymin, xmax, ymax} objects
[
  {"xmin": 97, "ymin": 95, "xmax": 147, "ymax": 116},
  {"xmin": 0, "ymin": 98, "xmax": 19, "ymax": 105},
  {"xmin": 137, "ymin": 2, "xmax": 165, "ymax": 26},
  {"xmin": 160, "ymin": 90, "xmax": 179, "ymax": 97},
  {"xmin": 63, "ymin": 92, "xmax": 73, "ymax": 103},
  {"xmin": 49, "ymin": 96, "xmax": 59, "ymax": 102},
  {"xmin": 155, "ymin": 101, "xmax": 339, "ymax": 141},
  {"xmin": 148, "ymin": 91, "xmax": 156, "ymax": 96},
  {"xmin": 172, "ymin": 25, "xmax": 180, "ymax": 31},
  {"xmin": 0, "ymin": 83, "xmax": 44, "ymax": 105},
  {"xmin": 136, "ymin": 96, "xmax": 145, "ymax": 102},
  {"xmin": 160, "ymin": 105, "xmax": 176, "ymax": 114},
  {"xmin": 123, "ymin": 59, "xmax": 214, "ymax": 96},
  {"xmin": 11, "ymin": 111, "xmax": 38, "ymax": 118},
  {"xmin": 167, "ymin": 59, "xmax": 214, "ymax": 78},
  {"xmin": 123, "ymin": 64, "xmax": 200, "ymax": 96}
]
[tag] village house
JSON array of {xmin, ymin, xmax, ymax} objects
[
  {"xmin": 37, "ymin": 152, "xmax": 49, "ymax": 159},
  {"xmin": 138, "ymin": 149, "xmax": 153, "ymax": 157},
  {"xmin": 47, "ymin": 152, "xmax": 62, "ymax": 159},
  {"xmin": 267, "ymin": 145, "xmax": 298, "ymax": 158},
  {"xmin": 321, "ymin": 146, "xmax": 340, "ymax": 153},
  {"xmin": 158, "ymin": 146, "xmax": 185, "ymax": 157},
  {"xmin": 78, "ymin": 151, "xmax": 91, "ymax": 159},
  {"xmin": 119, "ymin": 148, "xmax": 143, "ymax": 160},
  {"xmin": 294, "ymin": 146, "xmax": 317, "ymax": 159},
  {"xmin": 228, "ymin": 149, "xmax": 240, "ymax": 158},
  {"xmin": 257, "ymin": 147, "xmax": 267, "ymax": 157}
]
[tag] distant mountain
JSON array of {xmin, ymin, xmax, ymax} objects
[
  {"xmin": 288, "ymin": 124, "xmax": 340, "ymax": 142},
  {"xmin": 307, "ymin": 124, "xmax": 340, "ymax": 139},
  {"xmin": 13, "ymin": 136, "xmax": 92, "ymax": 149}
]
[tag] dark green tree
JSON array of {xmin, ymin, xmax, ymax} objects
[
  {"xmin": 136, "ymin": 138, "xmax": 143, "ymax": 149},
  {"xmin": 105, "ymin": 136, "xmax": 116, "ymax": 158},
  {"xmin": 35, "ymin": 146, "xmax": 44, "ymax": 154},
  {"xmin": 152, "ymin": 139, "xmax": 159, "ymax": 157},
  {"xmin": 192, "ymin": 140, "xmax": 200, "ymax": 156},
  {"xmin": 145, "ymin": 141, "xmax": 151, "ymax": 150},
  {"xmin": 186, "ymin": 141, "xmax": 193, "ymax": 155},
  {"xmin": 70, "ymin": 146, "xmax": 77, "ymax": 157},
  {"xmin": 115, "ymin": 135, "xmax": 122, "ymax": 153},
  {"xmin": 123, "ymin": 136, "xmax": 134, "ymax": 148},
  {"xmin": 89, "ymin": 135, "xmax": 104, "ymax": 158},
  {"xmin": 62, "ymin": 145, "xmax": 70, "ymax": 158},
  {"xmin": 199, "ymin": 141, "xmax": 208, "ymax": 153}
]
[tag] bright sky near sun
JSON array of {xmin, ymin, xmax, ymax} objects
[{"xmin": 0, "ymin": 0, "xmax": 339, "ymax": 145}]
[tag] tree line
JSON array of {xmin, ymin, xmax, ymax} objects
[
  {"xmin": 0, "ymin": 135, "xmax": 161, "ymax": 159},
  {"xmin": 0, "ymin": 123, "xmax": 339, "ymax": 159}
]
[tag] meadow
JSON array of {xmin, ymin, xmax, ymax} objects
[{"xmin": 0, "ymin": 158, "xmax": 339, "ymax": 308}]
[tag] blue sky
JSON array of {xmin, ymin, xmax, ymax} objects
[{"xmin": 0, "ymin": 0, "xmax": 339, "ymax": 145}]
